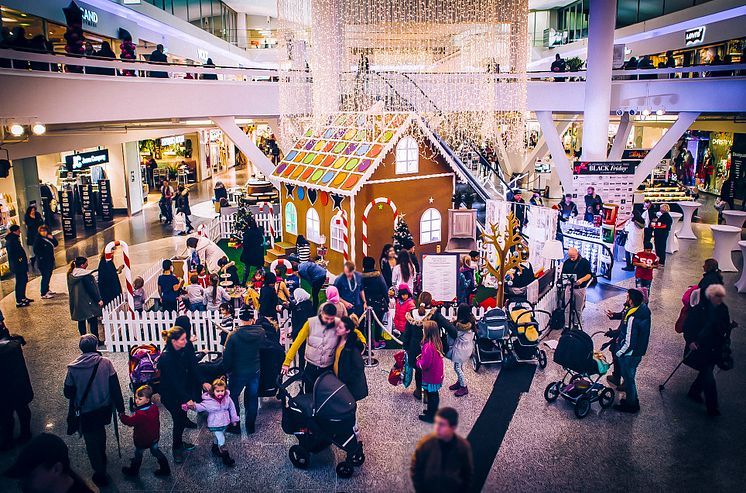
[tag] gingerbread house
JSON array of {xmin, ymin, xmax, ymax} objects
[{"xmin": 268, "ymin": 111, "xmax": 471, "ymax": 274}]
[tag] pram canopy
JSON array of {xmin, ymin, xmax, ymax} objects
[
  {"xmin": 477, "ymin": 308, "xmax": 509, "ymax": 340},
  {"xmin": 313, "ymin": 372, "xmax": 356, "ymax": 418},
  {"xmin": 553, "ymin": 330, "xmax": 599, "ymax": 374}
]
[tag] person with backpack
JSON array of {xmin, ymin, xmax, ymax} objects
[
  {"xmin": 63, "ymin": 335, "xmax": 125, "ymax": 487},
  {"xmin": 361, "ymin": 256, "xmax": 389, "ymax": 349},
  {"xmin": 683, "ymin": 284, "xmax": 733, "ymax": 417},
  {"xmin": 610, "ymin": 289, "xmax": 651, "ymax": 414},
  {"xmin": 698, "ymin": 258, "xmax": 723, "ymax": 292}
]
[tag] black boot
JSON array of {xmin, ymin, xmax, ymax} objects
[
  {"xmin": 122, "ymin": 460, "xmax": 141, "ymax": 477},
  {"xmin": 154, "ymin": 459, "xmax": 171, "ymax": 477},
  {"xmin": 211, "ymin": 444, "xmax": 222, "ymax": 457},
  {"xmin": 221, "ymin": 448, "xmax": 235, "ymax": 467},
  {"xmin": 226, "ymin": 423, "xmax": 241, "ymax": 435}
]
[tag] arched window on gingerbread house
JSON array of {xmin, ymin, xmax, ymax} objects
[
  {"xmin": 285, "ymin": 202, "xmax": 297, "ymax": 235},
  {"xmin": 395, "ymin": 136, "xmax": 418, "ymax": 174},
  {"xmin": 420, "ymin": 208, "xmax": 442, "ymax": 244},
  {"xmin": 330, "ymin": 213, "xmax": 346, "ymax": 253},
  {"xmin": 306, "ymin": 207, "xmax": 322, "ymax": 243}
]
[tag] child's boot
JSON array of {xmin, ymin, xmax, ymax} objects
[
  {"xmin": 454, "ymin": 386, "xmax": 469, "ymax": 397},
  {"xmin": 211, "ymin": 444, "xmax": 222, "ymax": 457},
  {"xmin": 122, "ymin": 460, "xmax": 141, "ymax": 477},
  {"xmin": 448, "ymin": 382, "xmax": 462, "ymax": 391},
  {"xmin": 154, "ymin": 459, "xmax": 171, "ymax": 477},
  {"xmin": 221, "ymin": 448, "xmax": 235, "ymax": 467}
]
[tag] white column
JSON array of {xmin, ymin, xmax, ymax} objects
[
  {"xmin": 236, "ymin": 14, "xmax": 248, "ymax": 50},
  {"xmin": 608, "ymin": 112, "xmax": 632, "ymax": 160},
  {"xmin": 123, "ymin": 141, "xmax": 144, "ymax": 215},
  {"xmin": 581, "ymin": 0, "xmax": 617, "ymax": 161},
  {"xmin": 211, "ymin": 116, "xmax": 276, "ymax": 179},
  {"xmin": 536, "ymin": 111, "xmax": 573, "ymax": 193}
]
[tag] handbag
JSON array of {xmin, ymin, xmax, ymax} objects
[
  {"xmin": 66, "ymin": 361, "xmax": 100, "ymax": 436},
  {"xmin": 616, "ymin": 230, "xmax": 628, "ymax": 247}
]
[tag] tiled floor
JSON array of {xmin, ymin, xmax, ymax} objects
[{"xmin": 0, "ymin": 183, "xmax": 744, "ymax": 492}]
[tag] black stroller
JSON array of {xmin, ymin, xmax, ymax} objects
[
  {"xmin": 278, "ymin": 370, "xmax": 364, "ymax": 478},
  {"xmin": 544, "ymin": 330, "xmax": 615, "ymax": 418},
  {"xmin": 158, "ymin": 197, "xmax": 172, "ymax": 223}
]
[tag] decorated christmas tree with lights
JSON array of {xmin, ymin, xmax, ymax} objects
[{"xmin": 392, "ymin": 214, "xmax": 413, "ymax": 252}]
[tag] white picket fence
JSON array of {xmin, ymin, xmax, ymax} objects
[{"xmin": 214, "ymin": 206, "xmax": 281, "ymax": 248}]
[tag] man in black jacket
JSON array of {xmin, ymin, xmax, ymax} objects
[
  {"xmin": 148, "ymin": 44, "xmax": 168, "ymax": 78},
  {"xmin": 0, "ymin": 314, "xmax": 32, "ymax": 450},
  {"xmin": 611, "ymin": 289, "xmax": 651, "ymax": 413},
  {"xmin": 224, "ymin": 305, "xmax": 266, "ymax": 434},
  {"xmin": 6, "ymin": 225, "xmax": 31, "ymax": 307}
]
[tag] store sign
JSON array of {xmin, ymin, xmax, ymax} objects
[
  {"xmin": 543, "ymin": 28, "xmax": 568, "ymax": 48},
  {"xmin": 197, "ymin": 48, "xmax": 209, "ymax": 62},
  {"xmin": 573, "ymin": 161, "xmax": 639, "ymax": 175},
  {"xmin": 621, "ymin": 149, "xmax": 649, "ymax": 160},
  {"xmin": 685, "ymin": 26, "xmax": 706, "ymax": 47},
  {"xmin": 161, "ymin": 135, "xmax": 185, "ymax": 146},
  {"xmin": 80, "ymin": 7, "xmax": 98, "ymax": 28},
  {"xmin": 65, "ymin": 149, "xmax": 109, "ymax": 170},
  {"xmin": 209, "ymin": 129, "xmax": 222, "ymax": 141}
]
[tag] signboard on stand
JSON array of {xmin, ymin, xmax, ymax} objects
[
  {"xmin": 81, "ymin": 184, "xmax": 96, "ymax": 230},
  {"xmin": 59, "ymin": 187, "xmax": 76, "ymax": 239},
  {"xmin": 99, "ymin": 179, "xmax": 113, "ymax": 221},
  {"xmin": 422, "ymin": 253, "xmax": 458, "ymax": 303},
  {"xmin": 572, "ymin": 160, "xmax": 639, "ymax": 219}
]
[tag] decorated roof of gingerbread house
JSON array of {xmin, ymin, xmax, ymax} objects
[{"xmin": 271, "ymin": 111, "xmax": 468, "ymax": 196}]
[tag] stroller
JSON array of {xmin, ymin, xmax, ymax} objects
[
  {"xmin": 544, "ymin": 329, "xmax": 615, "ymax": 418},
  {"xmin": 128, "ymin": 344, "xmax": 161, "ymax": 392},
  {"xmin": 278, "ymin": 370, "xmax": 364, "ymax": 478},
  {"xmin": 158, "ymin": 197, "xmax": 172, "ymax": 223},
  {"xmin": 505, "ymin": 299, "xmax": 548, "ymax": 368},
  {"xmin": 471, "ymin": 308, "xmax": 510, "ymax": 372},
  {"xmin": 259, "ymin": 340, "xmax": 285, "ymax": 397},
  {"xmin": 196, "ymin": 350, "xmax": 225, "ymax": 383}
]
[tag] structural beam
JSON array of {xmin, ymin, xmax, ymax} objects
[
  {"xmin": 632, "ymin": 112, "xmax": 700, "ymax": 188},
  {"xmin": 211, "ymin": 116, "xmax": 276, "ymax": 179},
  {"xmin": 608, "ymin": 112, "xmax": 633, "ymax": 160},
  {"xmin": 536, "ymin": 111, "xmax": 574, "ymax": 193},
  {"xmin": 519, "ymin": 118, "xmax": 575, "ymax": 173}
]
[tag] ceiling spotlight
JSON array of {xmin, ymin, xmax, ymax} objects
[
  {"xmin": 9, "ymin": 123, "xmax": 24, "ymax": 137},
  {"xmin": 628, "ymin": 109, "xmax": 637, "ymax": 116},
  {"xmin": 31, "ymin": 123, "xmax": 46, "ymax": 135},
  {"xmin": 641, "ymin": 109, "xmax": 651, "ymax": 117},
  {"xmin": 615, "ymin": 109, "xmax": 624, "ymax": 116},
  {"xmin": 655, "ymin": 109, "xmax": 665, "ymax": 116}
]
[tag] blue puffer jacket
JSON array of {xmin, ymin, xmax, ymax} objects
[{"xmin": 614, "ymin": 303, "xmax": 651, "ymax": 358}]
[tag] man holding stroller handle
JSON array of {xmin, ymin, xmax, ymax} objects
[
  {"xmin": 281, "ymin": 303, "xmax": 366, "ymax": 391},
  {"xmin": 609, "ymin": 289, "xmax": 650, "ymax": 414},
  {"xmin": 410, "ymin": 407, "xmax": 473, "ymax": 493},
  {"xmin": 561, "ymin": 247, "xmax": 592, "ymax": 329}
]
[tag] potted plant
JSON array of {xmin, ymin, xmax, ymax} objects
[{"xmin": 566, "ymin": 56, "xmax": 584, "ymax": 72}]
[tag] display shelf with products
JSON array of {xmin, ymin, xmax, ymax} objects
[
  {"xmin": 637, "ymin": 185, "xmax": 690, "ymax": 204},
  {"xmin": 560, "ymin": 218, "xmax": 614, "ymax": 280}
]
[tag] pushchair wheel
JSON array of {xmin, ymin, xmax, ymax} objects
[
  {"xmin": 350, "ymin": 449, "xmax": 365, "ymax": 467},
  {"xmin": 537, "ymin": 349, "xmax": 548, "ymax": 369},
  {"xmin": 574, "ymin": 397, "xmax": 592, "ymax": 419},
  {"xmin": 289, "ymin": 445, "xmax": 310, "ymax": 469},
  {"xmin": 544, "ymin": 382, "xmax": 560, "ymax": 402},
  {"xmin": 336, "ymin": 461, "xmax": 354, "ymax": 478},
  {"xmin": 599, "ymin": 388, "xmax": 615, "ymax": 409},
  {"xmin": 471, "ymin": 354, "xmax": 480, "ymax": 373}
]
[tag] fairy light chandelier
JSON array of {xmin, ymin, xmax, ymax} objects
[{"xmin": 277, "ymin": 0, "xmax": 528, "ymax": 155}]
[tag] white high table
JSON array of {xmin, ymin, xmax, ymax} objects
[
  {"xmin": 710, "ymin": 225, "xmax": 741, "ymax": 272},
  {"xmin": 723, "ymin": 210, "xmax": 746, "ymax": 228},
  {"xmin": 736, "ymin": 241, "xmax": 746, "ymax": 293},
  {"xmin": 666, "ymin": 212, "xmax": 683, "ymax": 254},
  {"xmin": 677, "ymin": 201, "xmax": 701, "ymax": 240}
]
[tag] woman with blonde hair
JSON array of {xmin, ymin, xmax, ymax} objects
[{"xmin": 653, "ymin": 203, "xmax": 673, "ymax": 266}]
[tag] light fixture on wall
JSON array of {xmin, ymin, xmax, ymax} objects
[
  {"xmin": 9, "ymin": 123, "xmax": 24, "ymax": 137},
  {"xmin": 655, "ymin": 108, "xmax": 666, "ymax": 116},
  {"xmin": 641, "ymin": 108, "xmax": 651, "ymax": 117},
  {"xmin": 31, "ymin": 123, "xmax": 46, "ymax": 135}
]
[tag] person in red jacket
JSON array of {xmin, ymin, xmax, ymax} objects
[{"xmin": 119, "ymin": 385, "xmax": 171, "ymax": 477}]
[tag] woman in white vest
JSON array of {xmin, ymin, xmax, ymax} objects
[{"xmin": 282, "ymin": 303, "xmax": 365, "ymax": 391}]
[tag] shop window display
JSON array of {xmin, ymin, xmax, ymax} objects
[{"xmin": 285, "ymin": 202, "xmax": 297, "ymax": 235}]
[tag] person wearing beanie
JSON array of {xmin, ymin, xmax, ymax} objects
[
  {"xmin": 63, "ymin": 335, "xmax": 125, "ymax": 487},
  {"xmin": 324, "ymin": 285, "xmax": 348, "ymax": 317},
  {"xmin": 361, "ymin": 256, "xmax": 389, "ymax": 349},
  {"xmin": 223, "ymin": 305, "xmax": 266, "ymax": 434},
  {"xmin": 258, "ymin": 271, "xmax": 280, "ymax": 320}
]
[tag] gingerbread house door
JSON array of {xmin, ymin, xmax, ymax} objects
[{"xmin": 361, "ymin": 198, "xmax": 399, "ymax": 262}]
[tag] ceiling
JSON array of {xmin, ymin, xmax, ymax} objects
[
  {"xmin": 528, "ymin": 0, "xmax": 575, "ymax": 10},
  {"xmin": 221, "ymin": 0, "xmax": 278, "ymax": 16}
]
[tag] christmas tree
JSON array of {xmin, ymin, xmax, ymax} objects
[
  {"xmin": 232, "ymin": 204, "xmax": 255, "ymax": 240},
  {"xmin": 392, "ymin": 213, "xmax": 414, "ymax": 252}
]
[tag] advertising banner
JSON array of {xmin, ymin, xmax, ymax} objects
[
  {"xmin": 99, "ymin": 179, "xmax": 113, "ymax": 221},
  {"xmin": 59, "ymin": 187, "xmax": 76, "ymax": 239},
  {"xmin": 81, "ymin": 184, "xmax": 96, "ymax": 229}
]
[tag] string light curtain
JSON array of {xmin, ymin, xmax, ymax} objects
[{"xmin": 277, "ymin": 0, "xmax": 528, "ymax": 155}]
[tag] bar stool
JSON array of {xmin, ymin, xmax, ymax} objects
[
  {"xmin": 722, "ymin": 210, "xmax": 746, "ymax": 228},
  {"xmin": 677, "ymin": 201, "xmax": 701, "ymax": 240},
  {"xmin": 177, "ymin": 170, "xmax": 188, "ymax": 186},
  {"xmin": 666, "ymin": 212, "xmax": 683, "ymax": 254},
  {"xmin": 735, "ymin": 241, "xmax": 746, "ymax": 293},
  {"xmin": 710, "ymin": 225, "xmax": 741, "ymax": 272}
]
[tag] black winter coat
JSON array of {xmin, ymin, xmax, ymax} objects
[
  {"xmin": 5, "ymin": 234, "xmax": 27, "ymax": 274},
  {"xmin": 337, "ymin": 331, "xmax": 368, "ymax": 401},
  {"xmin": 402, "ymin": 308, "xmax": 454, "ymax": 361},
  {"xmin": 97, "ymin": 259, "xmax": 122, "ymax": 306},
  {"xmin": 362, "ymin": 270, "xmax": 388, "ymax": 316},
  {"xmin": 32, "ymin": 235, "xmax": 58, "ymax": 270},
  {"xmin": 0, "ymin": 338, "xmax": 33, "ymax": 405},
  {"xmin": 698, "ymin": 271, "xmax": 724, "ymax": 293},
  {"xmin": 157, "ymin": 345, "xmax": 204, "ymax": 407},
  {"xmin": 683, "ymin": 300, "xmax": 731, "ymax": 370},
  {"xmin": 175, "ymin": 192, "xmax": 191, "ymax": 215},
  {"xmin": 291, "ymin": 299, "xmax": 314, "ymax": 339},
  {"xmin": 241, "ymin": 227, "xmax": 265, "ymax": 267}
]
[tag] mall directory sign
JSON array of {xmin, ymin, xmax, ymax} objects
[{"xmin": 59, "ymin": 187, "xmax": 76, "ymax": 239}]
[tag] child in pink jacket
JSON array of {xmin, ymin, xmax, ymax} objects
[
  {"xmin": 393, "ymin": 284, "xmax": 415, "ymax": 336},
  {"xmin": 185, "ymin": 378, "xmax": 239, "ymax": 466},
  {"xmin": 416, "ymin": 320, "xmax": 444, "ymax": 423}
]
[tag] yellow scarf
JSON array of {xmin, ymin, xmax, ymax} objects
[{"xmin": 624, "ymin": 305, "xmax": 639, "ymax": 322}]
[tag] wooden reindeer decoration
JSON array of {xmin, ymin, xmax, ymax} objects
[{"xmin": 482, "ymin": 212, "xmax": 530, "ymax": 306}]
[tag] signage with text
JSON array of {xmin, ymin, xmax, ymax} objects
[
  {"xmin": 81, "ymin": 184, "xmax": 96, "ymax": 230},
  {"xmin": 621, "ymin": 149, "xmax": 649, "ymax": 160},
  {"xmin": 160, "ymin": 135, "xmax": 185, "ymax": 146},
  {"xmin": 573, "ymin": 161, "xmax": 639, "ymax": 175},
  {"xmin": 99, "ymin": 179, "xmax": 113, "ymax": 221},
  {"xmin": 65, "ymin": 149, "xmax": 109, "ymax": 170},
  {"xmin": 685, "ymin": 26, "xmax": 706, "ymax": 47},
  {"xmin": 59, "ymin": 187, "xmax": 76, "ymax": 239}
]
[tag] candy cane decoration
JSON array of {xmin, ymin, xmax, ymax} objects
[
  {"xmin": 333, "ymin": 210, "xmax": 350, "ymax": 261},
  {"xmin": 196, "ymin": 223, "xmax": 207, "ymax": 237},
  {"xmin": 256, "ymin": 201, "xmax": 276, "ymax": 238},
  {"xmin": 104, "ymin": 240, "xmax": 134, "ymax": 313},
  {"xmin": 362, "ymin": 197, "xmax": 398, "ymax": 257}
]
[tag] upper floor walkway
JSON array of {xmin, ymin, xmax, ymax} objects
[{"xmin": 0, "ymin": 49, "xmax": 744, "ymax": 126}]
